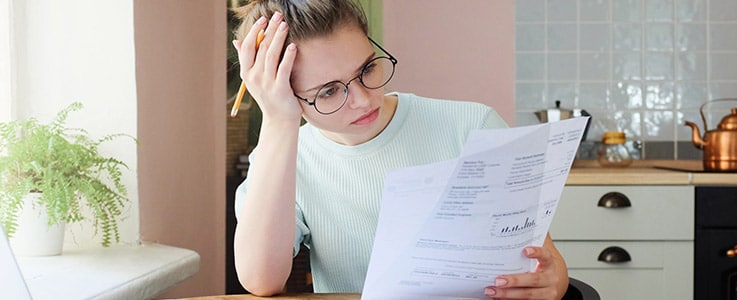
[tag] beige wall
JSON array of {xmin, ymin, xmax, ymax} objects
[
  {"xmin": 134, "ymin": 1, "xmax": 226, "ymax": 297},
  {"xmin": 383, "ymin": 1, "xmax": 516, "ymax": 125}
]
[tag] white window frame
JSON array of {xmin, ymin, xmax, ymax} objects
[{"xmin": 0, "ymin": 0, "xmax": 16, "ymax": 123}]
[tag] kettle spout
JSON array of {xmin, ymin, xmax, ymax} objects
[{"xmin": 684, "ymin": 121, "xmax": 705, "ymax": 149}]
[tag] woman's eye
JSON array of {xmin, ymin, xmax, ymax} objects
[
  {"xmin": 362, "ymin": 62, "xmax": 377, "ymax": 75},
  {"xmin": 318, "ymin": 86, "xmax": 338, "ymax": 98}
]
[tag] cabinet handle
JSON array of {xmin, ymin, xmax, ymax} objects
[
  {"xmin": 597, "ymin": 246, "xmax": 632, "ymax": 263},
  {"xmin": 727, "ymin": 246, "xmax": 737, "ymax": 258},
  {"xmin": 597, "ymin": 192, "xmax": 631, "ymax": 208}
]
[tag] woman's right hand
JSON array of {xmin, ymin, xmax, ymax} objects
[{"xmin": 233, "ymin": 12, "xmax": 303, "ymax": 124}]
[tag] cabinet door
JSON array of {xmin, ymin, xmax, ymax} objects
[
  {"xmin": 550, "ymin": 186, "xmax": 694, "ymax": 240},
  {"xmin": 557, "ymin": 241, "xmax": 693, "ymax": 300}
]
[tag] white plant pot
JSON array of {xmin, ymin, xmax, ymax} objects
[{"xmin": 9, "ymin": 193, "xmax": 66, "ymax": 256}]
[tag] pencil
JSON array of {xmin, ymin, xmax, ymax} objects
[{"xmin": 231, "ymin": 30, "xmax": 266, "ymax": 118}]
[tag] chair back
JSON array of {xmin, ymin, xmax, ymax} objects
[{"xmin": 562, "ymin": 277, "xmax": 600, "ymax": 300}]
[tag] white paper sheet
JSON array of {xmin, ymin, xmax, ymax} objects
[{"xmin": 362, "ymin": 117, "xmax": 589, "ymax": 300}]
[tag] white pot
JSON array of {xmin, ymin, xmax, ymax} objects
[{"xmin": 9, "ymin": 193, "xmax": 65, "ymax": 256}]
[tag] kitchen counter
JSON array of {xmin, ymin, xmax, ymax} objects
[{"xmin": 568, "ymin": 160, "xmax": 737, "ymax": 185}]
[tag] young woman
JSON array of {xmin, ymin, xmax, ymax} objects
[{"xmin": 232, "ymin": 1, "xmax": 569, "ymax": 299}]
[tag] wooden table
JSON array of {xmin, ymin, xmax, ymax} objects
[{"xmin": 183, "ymin": 294, "xmax": 360, "ymax": 300}]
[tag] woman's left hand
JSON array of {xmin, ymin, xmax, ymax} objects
[{"xmin": 484, "ymin": 236, "xmax": 568, "ymax": 299}]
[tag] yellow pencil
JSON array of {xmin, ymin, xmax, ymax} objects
[{"xmin": 231, "ymin": 30, "xmax": 266, "ymax": 118}]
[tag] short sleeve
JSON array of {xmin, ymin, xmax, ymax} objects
[
  {"xmin": 482, "ymin": 107, "xmax": 509, "ymax": 129},
  {"xmin": 294, "ymin": 203, "xmax": 310, "ymax": 257}
]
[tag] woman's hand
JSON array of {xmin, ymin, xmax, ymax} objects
[
  {"xmin": 484, "ymin": 235, "xmax": 569, "ymax": 300},
  {"xmin": 232, "ymin": 12, "xmax": 303, "ymax": 124}
]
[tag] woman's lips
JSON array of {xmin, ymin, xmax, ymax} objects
[{"xmin": 352, "ymin": 108, "xmax": 380, "ymax": 125}]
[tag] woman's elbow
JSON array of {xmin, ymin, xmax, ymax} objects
[{"xmin": 238, "ymin": 274, "xmax": 286, "ymax": 297}]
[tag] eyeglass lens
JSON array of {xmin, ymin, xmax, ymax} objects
[{"xmin": 312, "ymin": 56, "xmax": 395, "ymax": 114}]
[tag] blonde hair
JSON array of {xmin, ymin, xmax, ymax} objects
[{"xmin": 232, "ymin": 0, "xmax": 369, "ymax": 44}]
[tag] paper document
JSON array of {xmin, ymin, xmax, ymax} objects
[{"xmin": 362, "ymin": 117, "xmax": 589, "ymax": 300}]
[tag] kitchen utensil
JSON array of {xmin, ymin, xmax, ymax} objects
[
  {"xmin": 597, "ymin": 131, "xmax": 633, "ymax": 167},
  {"xmin": 684, "ymin": 98, "xmax": 737, "ymax": 172},
  {"xmin": 534, "ymin": 100, "xmax": 591, "ymax": 141}
]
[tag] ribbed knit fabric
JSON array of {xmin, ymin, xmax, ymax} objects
[{"xmin": 235, "ymin": 92, "xmax": 507, "ymax": 293}]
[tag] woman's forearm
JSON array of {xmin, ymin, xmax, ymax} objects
[{"xmin": 234, "ymin": 119, "xmax": 301, "ymax": 296}]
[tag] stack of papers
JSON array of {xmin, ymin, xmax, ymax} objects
[{"xmin": 363, "ymin": 117, "xmax": 590, "ymax": 299}]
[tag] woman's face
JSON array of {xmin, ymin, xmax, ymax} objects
[{"xmin": 290, "ymin": 25, "xmax": 396, "ymax": 146}]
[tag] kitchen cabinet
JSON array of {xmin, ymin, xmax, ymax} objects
[
  {"xmin": 694, "ymin": 186, "xmax": 737, "ymax": 299},
  {"xmin": 554, "ymin": 160, "xmax": 737, "ymax": 299},
  {"xmin": 550, "ymin": 185, "xmax": 693, "ymax": 300}
]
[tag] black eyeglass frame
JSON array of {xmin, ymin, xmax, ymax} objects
[{"xmin": 293, "ymin": 37, "xmax": 398, "ymax": 115}]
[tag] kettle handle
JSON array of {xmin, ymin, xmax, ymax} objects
[{"xmin": 699, "ymin": 98, "xmax": 737, "ymax": 131}]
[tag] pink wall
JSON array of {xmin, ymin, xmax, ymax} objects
[
  {"xmin": 134, "ymin": 1, "xmax": 226, "ymax": 297},
  {"xmin": 383, "ymin": 1, "xmax": 515, "ymax": 125}
]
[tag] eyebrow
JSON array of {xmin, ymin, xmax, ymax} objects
[{"xmin": 299, "ymin": 52, "xmax": 377, "ymax": 94}]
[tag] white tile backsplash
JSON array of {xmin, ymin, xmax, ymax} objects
[
  {"xmin": 675, "ymin": 52, "xmax": 707, "ymax": 80},
  {"xmin": 515, "ymin": 0, "xmax": 737, "ymax": 159},
  {"xmin": 675, "ymin": 82, "xmax": 708, "ymax": 109},
  {"xmin": 709, "ymin": 0, "xmax": 737, "ymax": 21},
  {"xmin": 645, "ymin": 0, "xmax": 674, "ymax": 21},
  {"xmin": 580, "ymin": 24, "xmax": 610, "ymax": 51},
  {"xmin": 675, "ymin": 24, "xmax": 706, "ymax": 51},
  {"xmin": 547, "ymin": 0, "xmax": 578, "ymax": 21},
  {"xmin": 645, "ymin": 82, "xmax": 675, "ymax": 108},
  {"xmin": 613, "ymin": 23, "xmax": 642, "ymax": 50},
  {"xmin": 645, "ymin": 24, "xmax": 674, "ymax": 51},
  {"xmin": 613, "ymin": 0, "xmax": 642, "ymax": 21},
  {"xmin": 709, "ymin": 23, "xmax": 737, "ymax": 51},
  {"xmin": 579, "ymin": 52, "xmax": 610, "ymax": 80},
  {"xmin": 613, "ymin": 52, "xmax": 642, "ymax": 80},
  {"xmin": 516, "ymin": 53, "xmax": 546, "ymax": 80},
  {"xmin": 548, "ymin": 53, "xmax": 578, "ymax": 79},
  {"xmin": 580, "ymin": 0, "xmax": 610, "ymax": 21},
  {"xmin": 710, "ymin": 53, "xmax": 737, "ymax": 80},
  {"xmin": 516, "ymin": 0, "xmax": 546, "ymax": 22},
  {"xmin": 547, "ymin": 24, "xmax": 578, "ymax": 50},
  {"xmin": 644, "ymin": 52, "xmax": 674, "ymax": 80},
  {"xmin": 516, "ymin": 24, "xmax": 546, "ymax": 51},
  {"xmin": 675, "ymin": 0, "xmax": 706, "ymax": 21},
  {"xmin": 644, "ymin": 110, "xmax": 676, "ymax": 140}
]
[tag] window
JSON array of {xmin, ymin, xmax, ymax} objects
[{"xmin": 0, "ymin": 0, "xmax": 15, "ymax": 123}]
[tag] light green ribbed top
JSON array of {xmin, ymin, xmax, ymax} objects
[{"xmin": 235, "ymin": 92, "xmax": 507, "ymax": 292}]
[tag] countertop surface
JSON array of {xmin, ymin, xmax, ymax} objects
[{"xmin": 568, "ymin": 160, "xmax": 737, "ymax": 185}]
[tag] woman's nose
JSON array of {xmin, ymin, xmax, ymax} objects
[{"xmin": 345, "ymin": 83, "xmax": 371, "ymax": 110}]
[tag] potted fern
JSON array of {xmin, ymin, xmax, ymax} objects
[{"xmin": 0, "ymin": 102, "xmax": 134, "ymax": 255}]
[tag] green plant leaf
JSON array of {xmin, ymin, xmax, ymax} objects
[{"xmin": 0, "ymin": 102, "xmax": 136, "ymax": 246}]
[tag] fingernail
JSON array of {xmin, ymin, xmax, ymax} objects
[
  {"xmin": 271, "ymin": 11, "xmax": 282, "ymax": 20},
  {"xmin": 256, "ymin": 16, "xmax": 266, "ymax": 24},
  {"xmin": 524, "ymin": 247, "xmax": 535, "ymax": 256},
  {"xmin": 279, "ymin": 21, "xmax": 288, "ymax": 31},
  {"xmin": 484, "ymin": 287, "xmax": 496, "ymax": 296},
  {"xmin": 495, "ymin": 278, "xmax": 508, "ymax": 286},
  {"xmin": 287, "ymin": 43, "xmax": 296, "ymax": 51}
]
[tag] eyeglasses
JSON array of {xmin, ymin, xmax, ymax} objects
[{"xmin": 294, "ymin": 38, "xmax": 398, "ymax": 115}]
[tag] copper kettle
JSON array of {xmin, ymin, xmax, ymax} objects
[{"xmin": 684, "ymin": 98, "xmax": 737, "ymax": 172}]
